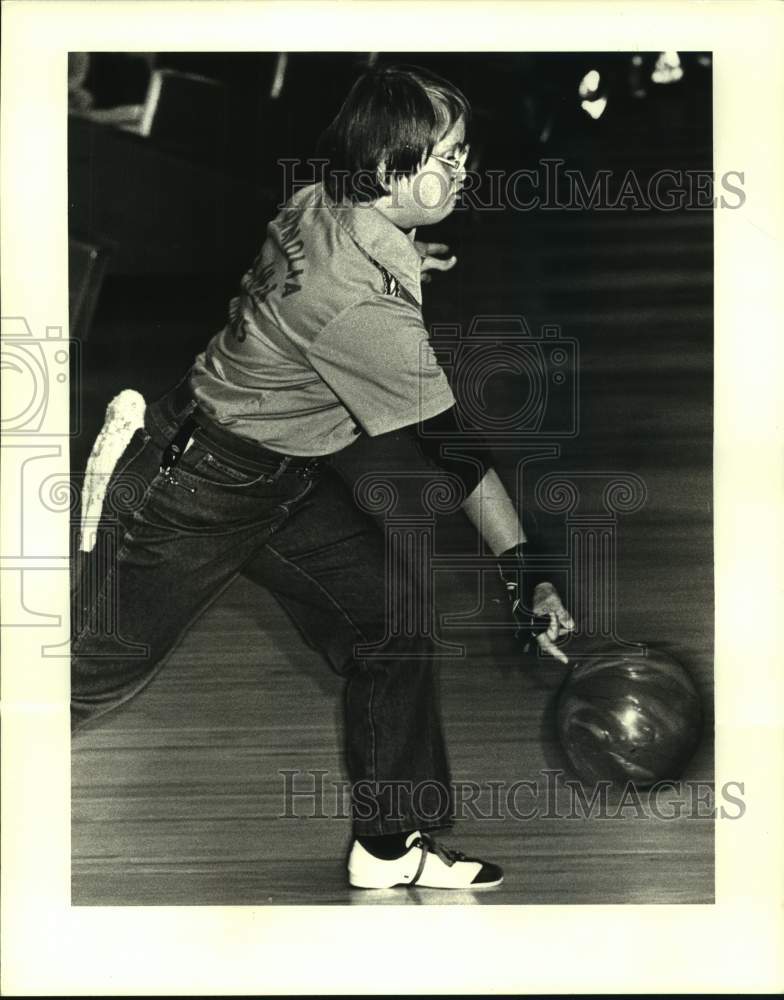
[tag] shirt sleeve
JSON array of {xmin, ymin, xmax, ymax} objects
[{"xmin": 306, "ymin": 294, "xmax": 456, "ymax": 435}]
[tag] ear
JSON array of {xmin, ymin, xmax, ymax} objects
[{"xmin": 375, "ymin": 159, "xmax": 394, "ymax": 198}]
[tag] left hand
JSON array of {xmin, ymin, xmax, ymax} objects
[
  {"xmin": 531, "ymin": 582, "xmax": 575, "ymax": 664},
  {"xmin": 414, "ymin": 241, "xmax": 457, "ymax": 284}
]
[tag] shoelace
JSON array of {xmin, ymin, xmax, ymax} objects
[{"xmin": 410, "ymin": 834, "xmax": 470, "ymax": 884}]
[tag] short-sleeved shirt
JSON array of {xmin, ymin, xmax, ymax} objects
[{"xmin": 189, "ymin": 183, "xmax": 455, "ymax": 456}]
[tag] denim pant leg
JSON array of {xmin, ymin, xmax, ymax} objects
[
  {"xmin": 71, "ymin": 400, "xmax": 316, "ymax": 731},
  {"xmin": 242, "ymin": 469, "xmax": 453, "ymax": 836}
]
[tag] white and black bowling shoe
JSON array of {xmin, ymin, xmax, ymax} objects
[{"xmin": 348, "ymin": 831, "xmax": 504, "ymax": 890}]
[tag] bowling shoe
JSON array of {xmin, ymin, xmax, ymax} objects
[{"xmin": 347, "ymin": 831, "xmax": 504, "ymax": 889}]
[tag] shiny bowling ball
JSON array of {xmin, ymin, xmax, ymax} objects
[{"xmin": 556, "ymin": 646, "xmax": 702, "ymax": 786}]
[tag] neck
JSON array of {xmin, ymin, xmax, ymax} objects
[{"xmin": 373, "ymin": 198, "xmax": 420, "ymax": 233}]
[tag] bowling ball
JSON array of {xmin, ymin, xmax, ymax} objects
[{"xmin": 556, "ymin": 645, "xmax": 702, "ymax": 786}]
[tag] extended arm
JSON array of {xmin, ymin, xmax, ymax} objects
[
  {"xmin": 460, "ymin": 466, "xmax": 573, "ymax": 663},
  {"xmin": 460, "ymin": 465, "xmax": 523, "ymax": 557},
  {"xmin": 418, "ymin": 418, "xmax": 574, "ymax": 663},
  {"xmin": 331, "ymin": 409, "xmax": 574, "ymax": 663}
]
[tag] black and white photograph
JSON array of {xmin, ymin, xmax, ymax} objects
[
  {"xmin": 66, "ymin": 47, "xmax": 718, "ymax": 906},
  {"xmin": 2, "ymin": 2, "xmax": 783, "ymax": 995}
]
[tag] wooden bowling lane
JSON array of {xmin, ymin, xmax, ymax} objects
[{"xmin": 72, "ymin": 558, "xmax": 713, "ymax": 907}]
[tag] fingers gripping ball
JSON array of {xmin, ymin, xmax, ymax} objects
[
  {"xmin": 504, "ymin": 577, "xmax": 552, "ymax": 641},
  {"xmin": 497, "ymin": 542, "xmax": 574, "ymax": 663},
  {"xmin": 556, "ymin": 645, "xmax": 703, "ymax": 787}
]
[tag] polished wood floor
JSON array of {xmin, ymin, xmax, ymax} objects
[
  {"xmin": 72, "ymin": 567, "xmax": 714, "ymax": 906},
  {"xmin": 71, "ymin": 94, "xmax": 714, "ymax": 906}
]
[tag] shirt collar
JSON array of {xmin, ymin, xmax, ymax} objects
[{"xmin": 322, "ymin": 188, "xmax": 423, "ymax": 307}]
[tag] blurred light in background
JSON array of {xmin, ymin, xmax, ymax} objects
[
  {"xmin": 578, "ymin": 68, "xmax": 607, "ymax": 120},
  {"xmin": 652, "ymin": 51, "xmax": 683, "ymax": 84},
  {"xmin": 629, "ymin": 54, "xmax": 648, "ymax": 99},
  {"xmin": 270, "ymin": 53, "xmax": 288, "ymax": 100},
  {"xmin": 578, "ymin": 69, "xmax": 601, "ymax": 99},
  {"xmin": 580, "ymin": 96, "xmax": 608, "ymax": 120}
]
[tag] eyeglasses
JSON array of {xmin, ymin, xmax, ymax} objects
[{"xmin": 429, "ymin": 144, "xmax": 470, "ymax": 173}]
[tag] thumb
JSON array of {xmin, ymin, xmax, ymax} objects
[{"xmin": 536, "ymin": 632, "xmax": 569, "ymax": 665}]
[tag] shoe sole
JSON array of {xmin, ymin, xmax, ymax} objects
[{"xmin": 349, "ymin": 876, "xmax": 504, "ymax": 890}]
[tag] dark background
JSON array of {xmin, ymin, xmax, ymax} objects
[{"xmin": 68, "ymin": 51, "xmax": 712, "ymax": 472}]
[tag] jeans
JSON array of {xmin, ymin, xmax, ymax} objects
[{"xmin": 71, "ymin": 381, "xmax": 453, "ymax": 835}]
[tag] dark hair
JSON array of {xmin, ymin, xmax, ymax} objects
[{"xmin": 316, "ymin": 63, "xmax": 471, "ymax": 204}]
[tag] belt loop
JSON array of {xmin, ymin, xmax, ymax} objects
[
  {"xmin": 268, "ymin": 455, "xmax": 291, "ymax": 482},
  {"xmin": 161, "ymin": 414, "xmax": 198, "ymax": 473}
]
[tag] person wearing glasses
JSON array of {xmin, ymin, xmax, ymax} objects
[{"xmin": 72, "ymin": 63, "xmax": 573, "ymax": 891}]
